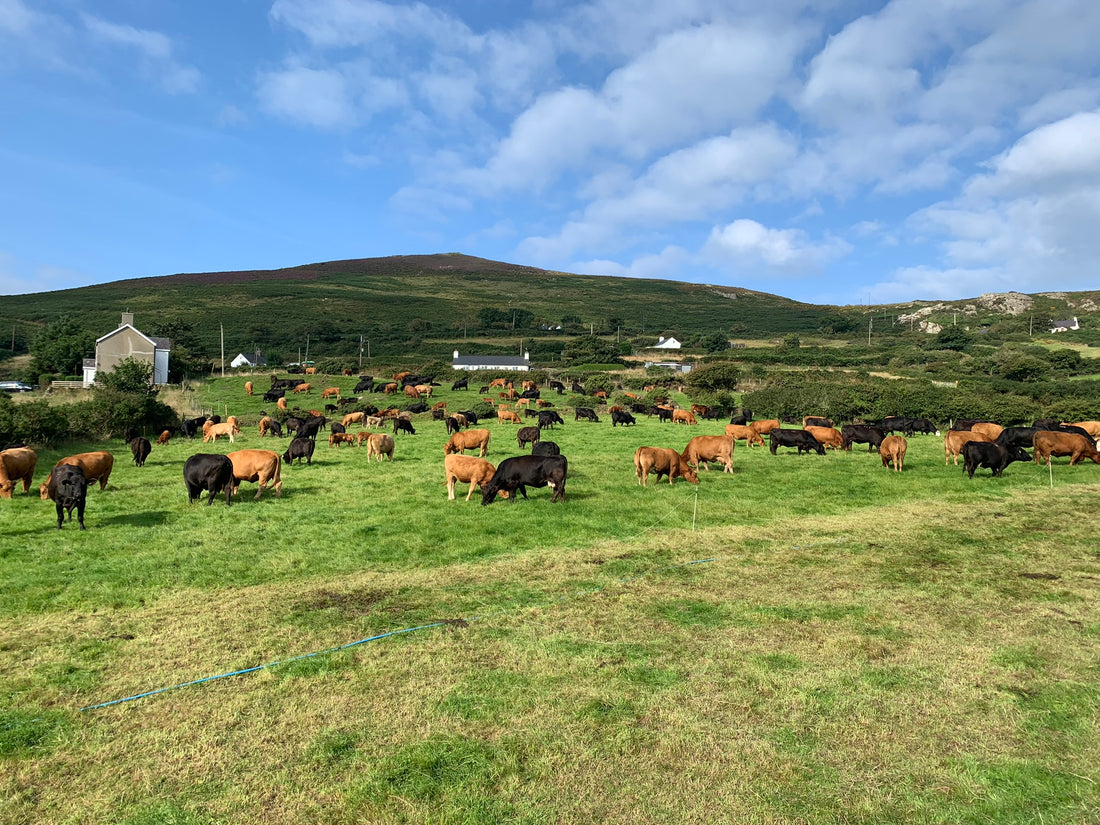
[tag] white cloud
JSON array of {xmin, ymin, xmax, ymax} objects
[
  {"xmin": 704, "ymin": 219, "xmax": 852, "ymax": 271},
  {"xmin": 868, "ymin": 265, "xmax": 1009, "ymax": 303},
  {"xmin": 81, "ymin": 14, "xmax": 200, "ymax": 93},
  {"xmin": 257, "ymin": 65, "xmax": 353, "ymax": 128}
]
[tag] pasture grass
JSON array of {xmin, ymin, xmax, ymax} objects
[{"xmin": 2, "ymin": 378, "xmax": 1099, "ymax": 823}]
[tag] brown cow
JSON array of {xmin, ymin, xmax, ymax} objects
[
  {"xmin": 690, "ymin": 404, "xmax": 710, "ymax": 418},
  {"xmin": 328, "ymin": 433, "xmax": 355, "ymax": 447},
  {"xmin": 944, "ymin": 429, "xmax": 993, "ymax": 465},
  {"xmin": 39, "ymin": 451, "xmax": 114, "ymax": 498},
  {"xmin": 304, "ymin": 366, "xmax": 317, "ymax": 375},
  {"xmin": 497, "ymin": 410, "xmax": 522, "ymax": 425},
  {"xmin": 489, "ymin": 378, "xmax": 508, "ymax": 388},
  {"xmin": 444, "ymin": 429, "xmax": 491, "ymax": 457},
  {"xmin": 227, "ymin": 449, "xmax": 283, "ymax": 499},
  {"xmin": 383, "ymin": 382, "xmax": 398, "ymax": 394},
  {"xmin": 157, "ymin": 429, "xmax": 172, "ymax": 445},
  {"xmin": 292, "ymin": 382, "xmax": 312, "ymax": 394},
  {"xmin": 724, "ymin": 424, "xmax": 765, "ymax": 447},
  {"xmin": 633, "ymin": 447, "xmax": 699, "ymax": 486},
  {"xmin": 245, "ymin": 381, "xmax": 253, "ymax": 396},
  {"xmin": 671, "ymin": 410, "xmax": 698, "ymax": 425},
  {"xmin": 450, "ymin": 413, "xmax": 468, "ymax": 429},
  {"xmin": 414, "ymin": 384, "xmax": 433, "ymax": 397},
  {"xmin": 204, "ymin": 422, "xmax": 240, "ymax": 443},
  {"xmin": 880, "ymin": 435, "xmax": 907, "ymax": 472},
  {"xmin": 367, "ymin": 433, "xmax": 395, "ymax": 461},
  {"xmin": 803, "ymin": 415, "xmax": 834, "ymax": 427},
  {"xmin": 342, "ymin": 411, "xmax": 366, "ymax": 428},
  {"xmin": 444, "ymin": 454, "xmax": 499, "ymax": 501},
  {"xmin": 749, "ymin": 419, "xmax": 781, "ymax": 436},
  {"xmin": 258, "ymin": 416, "xmax": 274, "ymax": 437},
  {"xmin": 0, "ymin": 447, "xmax": 37, "ymax": 498},
  {"xmin": 804, "ymin": 425, "xmax": 844, "ymax": 451},
  {"xmin": 682, "ymin": 435, "xmax": 735, "ymax": 473},
  {"xmin": 1067, "ymin": 420, "xmax": 1100, "ymax": 439},
  {"xmin": 404, "ymin": 385, "xmax": 420, "ymax": 399},
  {"xmin": 394, "ymin": 371, "xmax": 412, "ymax": 382},
  {"xmin": 321, "ymin": 387, "xmax": 340, "ymax": 400},
  {"xmin": 277, "ymin": 397, "xmax": 288, "ymax": 410},
  {"xmin": 970, "ymin": 422, "xmax": 1003, "ymax": 441},
  {"xmin": 1033, "ymin": 431, "xmax": 1100, "ymax": 466}
]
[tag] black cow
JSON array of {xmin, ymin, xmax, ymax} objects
[
  {"xmin": 284, "ymin": 416, "xmax": 303, "ymax": 435},
  {"xmin": 517, "ymin": 426, "xmax": 540, "ymax": 450},
  {"xmin": 549, "ymin": 380, "xmax": 565, "ymax": 394},
  {"xmin": 729, "ymin": 408, "xmax": 753, "ymax": 426},
  {"xmin": 406, "ymin": 402, "xmax": 429, "ymax": 414},
  {"xmin": 630, "ymin": 403, "xmax": 648, "ymax": 414},
  {"xmin": 183, "ymin": 454, "xmax": 234, "ymax": 506},
  {"xmin": 354, "ymin": 378, "xmax": 374, "ymax": 393},
  {"xmin": 393, "ymin": 418, "xmax": 416, "ymax": 435},
  {"xmin": 963, "ymin": 441, "xmax": 1031, "ymax": 478},
  {"xmin": 650, "ymin": 406, "xmax": 673, "ymax": 423},
  {"xmin": 282, "ymin": 437, "xmax": 315, "ymax": 465},
  {"xmin": 123, "ymin": 427, "xmax": 139, "ymax": 444},
  {"xmin": 297, "ymin": 416, "xmax": 327, "ymax": 440},
  {"xmin": 481, "ymin": 455, "xmax": 568, "ymax": 505},
  {"xmin": 451, "ymin": 378, "xmax": 468, "ymax": 391},
  {"xmin": 770, "ymin": 429, "xmax": 825, "ymax": 455},
  {"xmin": 803, "ymin": 416, "xmax": 833, "ymax": 429},
  {"xmin": 532, "ymin": 441, "xmax": 560, "ymax": 456},
  {"xmin": 841, "ymin": 424, "xmax": 886, "ymax": 452},
  {"xmin": 575, "ymin": 407, "xmax": 600, "ymax": 422},
  {"xmin": 324, "ymin": 404, "xmax": 338, "ymax": 414},
  {"xmin": 329, "ymin": 422, "xmax": 346, "ymax": 435},
  {"xmin": 445, "ymin": 416, "xmax": 462, "ymax": 435},
  {"xmin": 571, "ymin": 382, "xmax": 586, "ymax": 394},
  {"xmin": 539, "ymin": 410, "xmax": 566, "ymax": 429},
  {"xmin": 129, "ymin": 436, "xmax": 151, "ymax": 467},
  {"xmin": 337, "ymin": 397, "xmax": 358, "ymax": 407},
  {"xmin": 458, "ymin": 410, "xmax": 479, "ymax": 425},
  {"xmin": 611, "ymin": 410, "xmax": 636, "ymax": 427},
  {"xmin": 996, "ymin": 427, "xmax": 1040, "ymax": 451},
  {"xmin": 48, "ymin": 463, "xmax": 88, "ymax": 528},
  {"xmin": 263, "ymin": 388, "xmax": 286, "ymax": 402},
  {"xmin": 265, "ymin": 419, "xmax": 284, "ymax": 438},
  {"xmin": 524, "ymin": 408, "xmax": 542, "ymax": 419},
  {"xmin": 952, "ymin": 418, "xmax": 983, "ymax": 431},
  {"xmin": 519, "ymin": 389, "xmax": 540, "ymax": 400},
  {"xmin": 181, "ymin": 416, "xmax": 208, "ymax": 438}
]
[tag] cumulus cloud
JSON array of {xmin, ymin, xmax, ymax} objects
[
  {"xmin": 257, "ymin": 65, "xmax": 353, "ymax": 128},
  {"xmin": 704, "ymin": 219, "xmax": 852, "ymax": 271}
]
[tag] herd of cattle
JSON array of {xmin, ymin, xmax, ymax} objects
[{"xmin": 2, "ymin": 371, "xmax": 1099, "ymax": 529}]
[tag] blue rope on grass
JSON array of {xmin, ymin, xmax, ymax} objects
[{"xmin": 79, "ymin": 556, "xmax": 716, "ymax": 712}]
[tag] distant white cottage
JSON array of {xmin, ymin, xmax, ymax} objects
[
  {"xmin": 452, "ymin": 350, "xmax": 531, "ymax": 372},
  {"xmin": 231, "ymin": 351, "xmax": 267, "ymax": 368},
  {"xmin": 1050, "ymin": 317, "xmax": 1080, "ymax": 333},
  {"xmin": 651, "ymin": 336, "xmax": 682, "ymax": 349}
]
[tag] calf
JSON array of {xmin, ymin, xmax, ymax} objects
[
  {"xmin": 517, "ymin": 426, "xmax": 540, "ymax": 450},
  {"xmin": 0, "ymin": 446, "xmax": 37, "ymax": 498},
  {"xmin": 368, "ymin": 433, "xmax": 395, "ymax": 461},
  {"xmin": 329, "ymin": 432, "xmax": 356, "ymax": 447},
  {"xmin": 282, "ymin": 437, "xmax": 315, "ymax": 465},
  {"xmin": 47, "ymin": 463, "xmax": 88, "ymax": 529},
  {"xmin": 633, "ymin": 446, "xmax": 699, "ymax": 486},
  {"xmin": 444, "ymin": 454, "xmax": 498, "ymax": 501},
  {"xmin": 321, "ymin": 387, "xmax": 340, "ymax": 399},
  {"xmin": 481, "ymin": 455, "xmax": 568, "ymax": 504},
  {"xmin": 227, "ymin": 449, "xmax": 283, "ymax": 499},
  {"xmin": 129, "ymin": 436, "xmax": 152, "ymax": 467},
  {"xmin": 444, "ymin": 429, "xmax": 491, "ymax": 457},
  {"xmin": 682, "ymin": 435, "xmax": 735, "ymax": 473},
  {"xmin": 963, "ymin": 441, "xmax": 1030, "ymax": 478},
  {"xmin": 650, "ymin": 405, "xmax": 673, "ymax": 423},
  {"xmin": 157, "ymin": 429, "xmax": 172, "ymax": 445},
  {"xmin": 183, "ymin": 453, "xmax": 234, "ymax": 506},
  {"xmin": 879, "ymin": 435, "xmax": 907, "ymax": 472},
  {"xmin": 532, "ymin": 441, "xmax": 560, "ymax": 456},
  {"xmin": 611, "ymin": 410, "xmax": 636, "ymax": 427},
  {"xmin": 393, "ymin": 418, "xmax": 416, "ymax": 435},
  {"xmin": 769, "ymin": 429, "xmax": 825, "ymax": 455}
]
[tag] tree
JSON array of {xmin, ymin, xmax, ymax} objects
[
  {"xmin": 932, "ymin": 326, "xmax": 973, "ymax": 352},
  {"xmin": 686, "ymin": 362, "xmax": 740, "ymax": 392},
  {"xmin": 30, "ymin": 317, "xmax": 95, "ymax": 376},
  {"xmin": 561, "ymin": 336, "xmax": 624, "ymax": 365},
  {"xmin": 698, "ymin": 332, "xmax": 730, "ymax": 353},
  {"xmin": 88, "ymin": 358, "xmax": 176, "ymax": 438}
]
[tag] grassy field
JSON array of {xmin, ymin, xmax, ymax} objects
[{"xmin": 2, "ymin": 376, "xmax": 1099, "ymax": 824}]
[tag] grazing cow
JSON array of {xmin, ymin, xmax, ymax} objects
[
  {"xmin": 451, "ymin": 378, "xmax": 468, "ymax": 391},
  {"xmin": 321, "ymin": 387, "xmax": 340, "ymax": 400},
  {"xmin": 305, "ymin": 367, "xmax": 317, "ymax": 375},
  {"xmin": 532, "ymin": 441, "xmax": 560, "ymax": 456},
  {"xmin": 181, "ymin": 416, "xmax": 208, "ymax": 438},
  {"xmin": 329, "ymin": 432, "xmax": 356, "ymax": 447},
  {"xmin": 672, "ymin": 410, "xmax": 698, "ymax": 425},
  {"xmin": 690, "ymin": 404, "xmax": 710, "ymax": 419},
  {"xmin": 517, "ymin": 426, "xmax": 540, "ymax": 450},
  {"xmin": 1033, "ymin": 431, "xmax": 1100, "ymax": 466},
  {"xmin": 47, "ymin": 464, "xmax": 88, "ymax": 529},
  {"xmin": 804, "ymin": 426, "xmax": 844, "ymax": 451},
  {"xmin": 497, "ymin": 410, "xmax": 522, "ymax": 425},
  {"xmin": 749, "ymin": 419, "xmax": 781, "ymax": 437},
  {"xmin": 404, "ymin": 385, "xmax": 420, "ymax": 399},
  {"xmin": 879, "ymin": 435, "xmax": 907, "ymax": 472},
  {"xmin": 571, "ymin": 382, "xmax": 586, "ymax": 394},
  {"xmin": 970, "ymin": 422, "xmax": 1004, "ymax": 441},
  {"xmin": 292, "ymin": 383, "xmax": 312, "ymax": 395},
  {"xmin": 769, "ymin": 429, "xmax": 825, "ymax": 455},
  {"xmin": 574, "ymin": 407, "xmax": 600, "ymax": 422},
  {"xmin": 129, "ymin": 436, "xmax": 152, "ymax": 467},
  {"xmin": 382, "ymin": 382, "xmax": 398, "ymax": 394},
  {"xmin": 724, "ymin": 424, "xmax": 764, "ymax": 447},
  {"xmin": 342, "ymin": 411, "xmax": 366, "ymax": 428},
  {"xmin": 393, "ymin": 418, "xmax": 416, "ymax": 435},
  {"xmin": 329, "ymin": 422, "xmax": 346, "ymax": 435},
  {"xmin": 633, "ymin": 447, "xmax": 699, "ymax": 486},
  {"xmin": 803, "ymin": 416, "xmax": 834, "ymax": 428},
  {"xmin": 40, "ymin": 451, "xmax": 114, "ymax": 498},
  {"xmin": 611, "ymin": 410, "xmax": 637, "ymax": 427},
  {"xmin": 227, "ymin": 449, "xmax": 282, "ymax": 499},
  {"xmin": 995, "ymin": 427, "xmax": 1042, "ymax": 451},
  {"xmin": 549, "ymin": 380, "xmax": 565, "ymax": 394},
  {"xmin": 245, "ymin": 381, "xmax": 253, "ymax": 396},
  {"xmin": 414, "ymin": 384, "xmax": 433, "ymax": 398},
  {"xmin": 296, "ymin": 416, "xmax": 327, "ymax": 440},
  {"xmin": 682, "ymin": 435, "xmax": 735, "ymax": 473},
  {"xmin": 481, "ymin": 455, "xmax": 568, "ymax": 504},
  {"xmin": 444, "ymin": 428, "xmax": 491, "ymax": 457},
  {"xmin": 444, "ymin": 416, "xmax": 461, "ymax": 435},
  {"xmin": 840, "ymin": 424, "xmax": 886, "ymax": 452},
  {"xmin": 184, "ymin": 453, "xmax": 234, "ymax": 506},
  {"xmin": 651, "ymin": 405, "xmax": 673, "ymax": 423},
  {"xmin": 157, "ymin": 429, "xmax": 171, "ymax": 445},
  {"xmin": 262, "ymin": 388, "xmax": 285, "ymax": 403},
  {"xmin": 963, "ymin": 441, "xmax": 1030, "ymax": 478},
  {"xmin": 444, "ymin": 454, "xmax": 499, "ymax": 501},
  {"xmin": 538, "ymin": 410, "xmax": 566, "ymax": 429},
  {"xmin": 282, "ymin": 437, "xmax": 315, "ymax": 466},
  {"xmin": 204, "ymin": 422, "xmax": 240, "ymax": 443},
  {"xmin": 0, "ymin": 446, "xmax": 37, "ymax": 498},
  {"xmin": 729, "ymin": 408, "xmax": 753, "ymax": 426},
  {"xmin": 943, "ymin": 430, "xmax": 993, "ymax": 465},
  {"xmin": 367, "ymin": 433, "xmax": 395, "ymax": 461},
  {"xmin": 258, "ymin": 416, "xmax": 274, "ymax": 437},
  {"xmin": 277, "ymin": 397, "xmax": 287, "ymax": 410},
  {"xmin": 354, "ymin": 378, "xmax": 374, "ymax": 393}
]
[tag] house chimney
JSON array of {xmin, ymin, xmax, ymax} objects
[
  {"xmin": 121, "ymin": 312, "xmax": 134, "ymax": 327},
  {"xmin": 453, "ymin": 349, "xmax": 460, "ymax": 360},
  {"xmin": 524, "ymin": 351, "xmax": 530, "ymax": 361}
]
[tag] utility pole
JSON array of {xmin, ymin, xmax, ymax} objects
[
  {"xmin": 304, "ymin": 333, "xmax": 310, "ymax": 363},
  {"xmin": 220, "ymin": 324, "xmax": 224, "ymax": 377},
  {"xmin": 359, "ymin": 335, "xmax": 364, "ymax": 370},
  {"xmin": 868, "ymin": 317, "xmax": 872, "ymax": 346}
]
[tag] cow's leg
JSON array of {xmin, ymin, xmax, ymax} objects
[{"xmin": 76, "ymin": 500, "xmax": 86, "ymax": 530}]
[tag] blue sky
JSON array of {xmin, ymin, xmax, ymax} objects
[{"xmin": 2, "ymin": 0, "xmax": 1099, "ymax": 305}]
